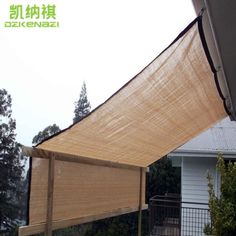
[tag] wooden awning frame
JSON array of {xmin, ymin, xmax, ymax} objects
[{"xmin": 19, "ymin": 146, "xmax": 148, "ymax": 236}]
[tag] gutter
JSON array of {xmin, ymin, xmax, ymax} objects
[
  {"xmin": 168, "ymin": 148, "xmax": 236, "ymax": 159},
  {"xmin": 192, "ymin": 0, "xmax": 236, "ymax": 120}
]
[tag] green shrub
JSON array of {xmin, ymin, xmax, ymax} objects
[{"xmin": 204, "ymin": 153, "xmax": 236, "ymax": 236}]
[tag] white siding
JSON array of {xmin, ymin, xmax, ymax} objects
[
  {"xmin": 182, "ymin": 156, "xmax": 217, "ymax": 204},
  {"xmin": 181, "ymin": 156, "xmax": 218, "ymax": 236}
]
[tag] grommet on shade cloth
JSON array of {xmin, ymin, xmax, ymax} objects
[{"xmin": 199, "ymin": 7, "xmax": 205, "ymax": 17}]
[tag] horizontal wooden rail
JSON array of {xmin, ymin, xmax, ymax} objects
[
  {"xmin": 19, "ymin": 205, "xmax": 148, "ymax": 236},
  {"xmin": 22, "ymin": 146, "xmax": 147, "ymax": 171}
]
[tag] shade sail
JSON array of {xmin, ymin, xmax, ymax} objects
[
  {"xmin": 21, "ymin": 17, "xmax": 228, "ymax": 235},
  {"xmin": 37, "ymin": 18, "xmax": 226, "ymax": 167}
]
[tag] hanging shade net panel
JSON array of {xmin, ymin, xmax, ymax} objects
[
  {"xmin": 21, "ymin": 16, "xmax": 228, "ymax": 235},
  {"xmin": 21, "ymin": 157, "xmax": 146, "ymax": 235},
  {"xmin": 37, "ymin": 18, "xmax": 226, "ymax": 167}
]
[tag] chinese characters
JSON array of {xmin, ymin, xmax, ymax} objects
[{"xmin": 10, "ymin": 4, "xmax": 56, "ymax": 20}]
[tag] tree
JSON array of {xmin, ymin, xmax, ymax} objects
[
  {"xmin": 204, "ymin": 154, "xmax": 236, "ymax": 236},
  {"xmin": 73, "ymin": 82, "xmax": 91, "ymax": 123},
  {"xmin": 32, "ymin": 124, "xmax": 60, "ymax": 145},
  {"xmin": 147, "ymin": 156, "xmax": 181, "ymax": 199},
  {"xmin": 0, "ymin": 89, "xmax": 25, "ymax": 232}
]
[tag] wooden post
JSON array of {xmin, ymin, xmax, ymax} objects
[
  {"xmin": 46, "ymin": 154, "xmax": 55, "ymax": 236},
  {"xmin": 138, "ymin": 167, "xmax": 143, "ymax": 236}
]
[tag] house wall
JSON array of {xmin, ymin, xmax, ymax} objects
[
  {"xmin": 181, "ymin": 156, "xmax": 218, "ymax": 236},
  {"xmin": 182, "ymin": 156, "xmax": 218, "ymax": 204}
]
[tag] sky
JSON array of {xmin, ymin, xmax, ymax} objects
[{"xmin": 0, "ymin": 0, "xmax": 196, "ymax": 146}]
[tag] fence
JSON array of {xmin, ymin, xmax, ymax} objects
[{"xmin": 149, "ymin": 195, "xmax": 210, "ymax": 236}]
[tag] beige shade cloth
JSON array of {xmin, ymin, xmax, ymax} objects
[
  {"xmin": 23, "ymin": 19, "xmax": 227, "ymax": 234},
  {"xmin": 29, "ymin": 158, "xmax": 145, "ymax": 225},
  {"xmin": 38, "ymin": 22, "xmax": 226, "ymax": 167}
]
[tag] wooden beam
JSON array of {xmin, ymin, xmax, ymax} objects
[
  {"xmin": 138, "ymin": 168, "xmax": 144, "ymax": 236},
  {"xmin": 22, "ymin": 146, "xmax": 144, "ymax": 171},
  {"xmin": 45, "ymin": 154, "xmax": 55, "ymax": 236},
  {"xmin": 19, "ymin": 205, "xmax": 148, "ymax": 236}
]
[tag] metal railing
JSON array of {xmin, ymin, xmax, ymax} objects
[{"xmin": 149, "ymin": 195, "xmax": 210, "ymax": 236}]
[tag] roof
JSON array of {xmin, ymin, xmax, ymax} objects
[{"xmin": 174, "ymin": 117, "xmax": 236, "ymax": 154}]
